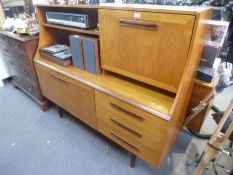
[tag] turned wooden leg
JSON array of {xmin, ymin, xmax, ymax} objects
[
  {"xmin": 130, "ymin": 153, "xmax": 137, "ymax": 168},
  {"xmin": 57, "ymin": 106, "xmax": 64, "ymax": 118}
]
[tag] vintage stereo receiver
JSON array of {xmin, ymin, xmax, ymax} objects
[{"xmin": 46, "ymin": 12, "xmax": 96, "ymax": 29}]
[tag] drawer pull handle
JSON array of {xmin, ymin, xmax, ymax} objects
[
  {"xmin": 119, "ymin": 19, "xmax": 159, "ymax": 31},
  {"xmin": 58, "ymin": 78, "xmax": 69, "ymax": 85},
  {"xmin": 50, "ymin": 74, "xmax": 59, "ymax": 80},
  {"xmin": 110, "ymin": 131, "xmax": 140, "ymax": 152},
  {"xmin": 111, "ymin": 118, "xmax": 142, "ymax": 138},
  {"xmin": 110, "ymin": 103, "xmax": 144, "ymax": 122},
  {"xmin": 50, "ymin": 74, "xmax": 69, "ymax": 85}
]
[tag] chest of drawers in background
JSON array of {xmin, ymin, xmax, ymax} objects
[{"xmin": 0, "ymin": 30, "xmax": 49, "ymax": 111}]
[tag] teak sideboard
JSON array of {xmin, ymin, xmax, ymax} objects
[{"xmin": 34, "ymin": 4, "xmax": 212, "ymax": 167}]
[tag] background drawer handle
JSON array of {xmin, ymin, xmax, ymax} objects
[
  {"xmin": 119, "ymin": 19, "xmax": 159, "ymax": 31},
  {"xmin": 110, "ymin": 131, "xmax": 140, "ymax": 152},
  {"xmin": 110, "ymin": 103, "xmax": 144, "ymax": 122},
  {"xmin": 111, "ymin": 118, "xmax": 142, "ymax": 138}
]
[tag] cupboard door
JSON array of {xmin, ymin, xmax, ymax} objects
[
  {"xmin": 99, "ymin": 10, "xmax": 195, "ymax": 93},
  {"xmin": 35, "ymin": 64, "xmax": 64, "ymax": 108},
  {"xmin": 60, "ymin": 74, "xmax": 96, "ymax": 129}
]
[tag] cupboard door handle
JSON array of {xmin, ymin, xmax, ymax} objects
[
  {"xmin": 119, "ymin": 19, "xmax": 159, "ymax": 31},
  {"xmin": 50, "ymin": 74, "xmax": 59, "ymax": 80},
  {"xmin": 58, "ymin": 77, "xmax": 69, "ymax": 85},
  {"xmin": 110, "ymin": 131, "xmax": 140, "ymax": 152},
  {"xmin": 50, "ymin": 74, "xmax": 69, "ymax": 85},
  {"xmin": 111, "ymin": 118, "xmax": 142, "ymax": 138},
  {"xmin": 110, "ymin": 103, "xmax": 144, "ymax": 122}
]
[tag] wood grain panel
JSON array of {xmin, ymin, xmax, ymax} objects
[
  {"xmin": 95, "ymin": 90, "xmax": 168, "ymax": 133},
  {"xmin": 60, "ymin": 74, "xmax": 97, "ymax": 129},
  {"xmin": 99, "ymin": 9, "xmax": 195, "ymax": 93},
  {"xmin": 96, "ymin": 105, "xmax": 166, "ymax": 166},
  {"xmin": 96, "ymin": 104, "xmax": 166, "ymax": 151},
  {"xmin": 35, "ymin": 63, "xmax": 64, "ymax": 108}
]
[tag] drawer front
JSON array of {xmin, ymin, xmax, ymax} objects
[
  {"xmin": 3, "ymin": 49, "xmax": 34, "ymax": 81},
  {"xmin": 16, "ymin": 64, "xmax": 35, "ymax": 81},
  {"xmin": 0, "ymin": 45, "xmax": 11, "ymax": 56},
  {"xmin": 96, "ymin": 106, "xmax": 165, "ymax": 166},
  {"xmin": 13, "ymin": 74, "xmax": 40, "ymax": 99},
  {"xmin": 8, "ymin": 37, "xmax": 26, "ymax": 53},
  {"xmin": 96, "ymin": 105, "xmax": 165, "ymax": 151},
  {"xmin": 99, "ymin": 10, "xmax": 195, "ymax": 93},
  {"xmin": 0, "ymin": 34, "xmax": 8, "ymax": 45},
  {"xmin": 9, "ymin": 49, "xmax": 31, "ymax": 66},
  {"xmin": 95, "ymin": 90, "xmax": 168, "ymax": 134}
]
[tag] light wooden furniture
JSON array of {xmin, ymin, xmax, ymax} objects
[
  {"xmin": 0, "ymin": 30, "xmax": 49, "ymax": 110},
  {"xmin": 34, "ymin": 4, "xmax": 212, "ymax": 167},
  {"xmin": 186, "ymin": 80, "xmax": 214, "ymax": 132}
]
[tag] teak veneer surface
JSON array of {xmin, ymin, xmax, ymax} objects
[
  {"xmin": 34, "ymin": 58, "xmax": 174, "ymax": 120},
  {"xmin": 36, "ymin": 3, "xmax": 211, "ymax": 14},
  {"xmin": 34, "ymin": 4, "xmax": 212, "ymax": 167}
]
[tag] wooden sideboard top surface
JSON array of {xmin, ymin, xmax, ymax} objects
[
  {"xmin": 35, "ymin": 3, "xmax": 212, "ymax": 15},
  {"xmin": 0, "ymin": 29, "xmax": 38, "ymax": 42},
  {"xmin": 34, "ymin": 58, "xmax": 175, "ymax": 120}
]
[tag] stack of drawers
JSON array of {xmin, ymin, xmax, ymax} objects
[
  {"xmin": 0, "ymin": 31, "xmax": 48, "ymax": 110},
  {"xmin": 95, "ymin": 90, "xmax": 168, "ymax": 166}
]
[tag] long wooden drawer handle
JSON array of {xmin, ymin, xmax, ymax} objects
[
  {"xmin": 110, "ymin": 103, "xmax": 144, "ymax": 122},
  {"xmin": 110, "ymin": 131, "xmax": 140, "ymax": 152},
  {"xmin": 50, "ymin": 74, "xmax": 59, "ymax": 80},
  {"xmin": 111, "ymin": 118, "xmax": 142, "ymax": 138},
  {"xmin": 119, "ymin": 19, "xmax": 159, "ymax": 31},
  {"xmin": 50, "ymin": 74, "xmax": 69, "ymax": 85},
  {"xmin": 58, "ymin": 77, "xmax": 70, "ymax": 85}
]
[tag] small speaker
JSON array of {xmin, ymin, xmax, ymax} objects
[
  {"xmin": 69, "ymin": 35, "xmax": 84, "ymax": 70},
  {"xmin": 82, "ymin": 37, "xmax": 101, "ymax": 74}
]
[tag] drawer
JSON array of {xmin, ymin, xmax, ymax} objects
[
  {"xmin": 8, "ymin": 37, "xmax": 26, "ymax": 53},
  {"xmin": 95, "ymin": 90, "xmax": 168, "ymax": 134},
  {"xmin": 96, "ymin": 106, "xmax": 164, "ymax": 166},
  {"xmin": 13, "ymin": 75, "xmax": 40, "ymax": 99},
  {"xmin": 11, "ymin": 50, "xmax": 30, "ymax": 66},
  {"xmin": 96, "ymin": 105, "xmax": 165, "ymax": 151},
  {"xmin": 16, "ymin": 65, "xmax": 35, "ymax": 81},
  {"xmin": 2, "ymin": 47, "xmax": 30, "ymax": 66},
  {"xmin": 0, "ymin": 34, "xmax": 8, "ymax": 45},
  {"xmin": 4, "ymin": 51, "xmax": 34, "ymax": 80},
  {"xmin": 0, "ymin": 45, "xmax": 11, "ymax": 56}
]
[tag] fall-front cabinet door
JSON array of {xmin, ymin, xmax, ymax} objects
[{"xmin": 99, "ymin": 9, "xmax": 195, "ymax": 93}]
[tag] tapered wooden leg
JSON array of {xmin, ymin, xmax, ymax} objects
[
  {"xmin": 130, "ymin": 153, "xmax": 137, "ymax": 168},
  {"xmin": 57, "ymin": 106, "xmax": 64, "ymax": 118}
]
